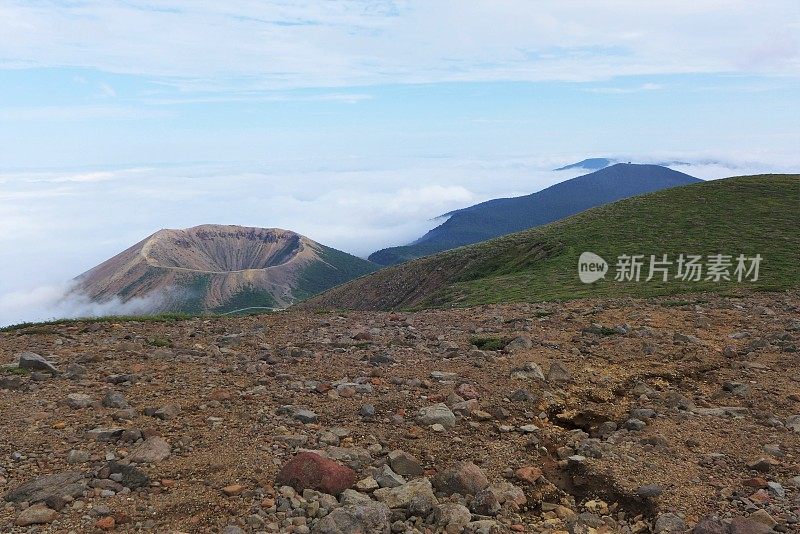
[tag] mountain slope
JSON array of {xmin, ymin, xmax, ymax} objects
[
  {"xmin": 369, "ymin": 163, "xmax": 701, "ymax": 265},
  {"xmin": 302, "ymin": 174, "xmax": 799, "ymax": 311},
  {"xmin": 76, "ymin": 224, "xmax": 379, "ymax": 313}
]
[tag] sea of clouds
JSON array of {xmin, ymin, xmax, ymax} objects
[{"xmin": 0, "ymin": 153, "xmax": 795, "ymax": 326}]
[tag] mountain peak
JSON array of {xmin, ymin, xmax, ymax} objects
[{"xmin": 76, "ymin": 225, "xmax": 377, "ymax": 312}]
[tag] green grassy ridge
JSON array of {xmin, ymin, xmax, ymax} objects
[
  {"xmin": 305, "ymin": 174, "xmax": 800, "ymax": 310},
  {"xmin": 0, "ymin": 313, "xmax": 197, "ymax": 333}
]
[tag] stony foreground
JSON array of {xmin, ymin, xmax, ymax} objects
[{"xmin": 1, "ymin": 291, "xmax": 799, "ymax": 533}]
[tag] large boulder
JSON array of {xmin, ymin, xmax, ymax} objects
[
  {"xmin": 4, "ymin": 471, "xmax": 86, "ymax": 504},
  {"xmin": 312, "ymin": 500, "xmax": 391, "ymax": 533},
  {"xmin": 277, "ymin": 452, "xmax": 357, "ymax": 496},
  {"xmin": 433, "ymin": 461, "xmax": 489, "ymax": 496}
]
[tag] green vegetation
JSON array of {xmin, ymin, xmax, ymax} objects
[
  {"xmin": 309, "ymin": 174, "xmax": 800, "ymax": 310},
  {"xmin": 0, "ymin": 313, "xmax": 194, "ymax": 333},
  {"xmin": 211, "ymin": 286, "xmax": 279, "ymax": 313},
  {"xmin": 146, "ymin": 336, "xmax": 173, "ymax": 347},
  {"xmin": 292, "ymin": 245, "xmax": 380, "ymax": 301},
  {"xmin": 2, "ymin": 366, "xmax": 29, "ymax": 375},
  {"xmin": 469, "ymin": 336, "xmax": 509, "ymax": 351}
]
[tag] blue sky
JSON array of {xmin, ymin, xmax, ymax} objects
[{"xmin": 0, "ymin": 0, "xmax": 798, "ymax": 324}]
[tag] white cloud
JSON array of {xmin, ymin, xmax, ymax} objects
[
  {"xmin": 0, "ymin": 1, "xmax": 797, "ymax": 91},
  {"xmin": 0, "ymin": 283, "xmax": 179, "ymax": 327}
]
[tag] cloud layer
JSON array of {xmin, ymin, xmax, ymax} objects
[{"xmin": 1, "ymin": 1, "xmax": 798, "ymax": 90}]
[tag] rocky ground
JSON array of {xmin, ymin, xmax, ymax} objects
[{"xmin": 1, "ymin": 291, "xmax": 799, "ymax": 533}]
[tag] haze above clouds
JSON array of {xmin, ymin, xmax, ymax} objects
[{"xmin": 1, "ymin": 1, "xmax": 798, "ymax": 325}]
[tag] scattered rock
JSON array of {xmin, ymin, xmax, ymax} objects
[
  {"xmin": 417, "ymin": 403, "xmax": 456, "ymax": 428},
  {"xmin": 18, "ymin": 352, "xmax": 59, "ymax": 374},
  {"xmin": 312, "ymin": 500, "xmax": 391, "ymax": 534},
  {"xmin": 373, "ymin": 478, "xmax": 437, "ymax": 509},
  {"xmin": 433, "ymin": 461, "xmax": 489, "ymax": 496},
  {"xmin": 15, "ymin": 504, "xmax": 58, "ymax": 526},
  {"xmin": 276, "ymin": 452, "xmax": 357, "ymax": 496},
  {"xmin": 546, "ymin": 360, "xmax": 573, "ymax": 383},
  {"xmin": 128, "ymin": 436, "xmax": 171, "ymax": 464},
  {"xmin": 4, "ymin": 471, "xmax": 86, "ymax": 504}
]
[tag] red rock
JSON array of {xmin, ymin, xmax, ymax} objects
[
  {"xmin": 729, "ymin": 517, "xmax": 773, "ymax": 534},
  {"xmin": 276, "ymin": 452, "xmax": 357, "ymax": 496},
  {"xmin": 95, "ymin": 516, "xmax": 116, "ymax": 530},
  {"xmin": 456, "ymin": 383, "xmax": 480, "ymax": 400},
  {"xmin": 749, "ymin": 489, "xmax": 770, "ymax": 504},
  {"xmin": 515, "ymin": 466, "xmax": 543, "ymax": 484},
  {"xmin": 510, "ymin": 525, "xmax": 525, "ymax": 532}
]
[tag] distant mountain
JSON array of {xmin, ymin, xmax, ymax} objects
[
  {"xmin": 303, "ymin": 174, "xmax": 800, "ymax": 311},
  {"xmin": 76, "ymin": 225, "xmax": 379, "ymax": 313},
  {"xmin": 553, "ymin": 158, "xmax": 618, "ymax": 171},
  {"xmin": 553, "ymin": 157, "xmax": 708, "ymax": 172},
  {"xmin": 369, "ymin": 163, "xmax": 701, "ymax": 266}
]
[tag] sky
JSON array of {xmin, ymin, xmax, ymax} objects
[{"xmin": 1, "ymin": 0, "xmax": 799, "ymax": 325}]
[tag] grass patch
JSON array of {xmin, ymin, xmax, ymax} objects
[
  {"xmin": 2, "ymin": 366, "xmax": 28, "ymax": 375},
  {"xmin": 146, "ymin": 336, "xmax": 173, "ymax": 348},
  {"xmin": 469, "ymin": 336, "xmax": 509, "ymax": 351},
  {"xmin": 1, "ymin": 313, "xmax": 196, "ymax": 333}
]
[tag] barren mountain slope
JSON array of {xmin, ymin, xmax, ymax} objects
[
  {"xmin": 76, "ymin": 224, "xmax": 379, "ymax": 313},
  {"xmin": 1, "ymin": 292, "xmax": 798, "ymax": 532}
]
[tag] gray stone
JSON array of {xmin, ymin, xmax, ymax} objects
[
  {"xmin": 66, "ymin": 450, "xmax": 90, "ymax": 464},
  {"xmin": 102, "ymin": 391, "xmax": 129, "ymax": 409},
  {"xmin": 433, "ymin": 503, "xmax": 472, "ymax": 533},
  {"xmin": 388, "ymin": 450, "xmax": 424, "ymax": 476},
  {"xmin": 128, "ymin": 437, "xmax": 171, "ymax": 464},
  {"xmin": 373, "ymin": 478, "xmax": 437, "ymax": 509},
  {"xmin": 506, "ymin": 336, "xmax": 532, "ymax": 351},
  {"xmin": 546, "ymin": 360, "xmax": 573, "ymax": 383},
  {"xmin": 510, "ymin": 362, "xmax": 545, "ymax": 380},
  {"xmin": 417, "ymin": 403, "xmax": 456, "ymax": 428},
  {"xmin": 375, "ymin": 465, "xmax": 406, "ymax": 488},
  {"xmin": 294, "ymin": 409, "xmax": 319, "ymax": 424},
  {"xmin": 154, "ymin": 403, "xmax": 181, "ymax": 421},
  {"xmin": 692, "ymin": 518, "xmax": 727, "ymax": 534},
  {"xmin": 15, "ymin": 504, "xmax": 59, "ymax": 527},
  {"xmin": 433, "ymin": 461, "xmax": 489, "ymax": 496},
  {"xmin": 4, "ymin": 471, "xmax": 86, "ymax": 504},
  {"xmin": 107, "ymin": 461, "xmax": 149, "ymax": 489},
  {"xmin": 18, "ymin": 352, "xmax": 58, "ymax": 374},
  {"xmin": 221, "ymin": 527, "xmax": 247, "ymax": 534},
  {"xmin": 636, "ymin": 484, "xmax": 663, "ymax": 497},
  {"xmin": 624, "ymin": 418, "xmax": 647, "ymax": 431},
  {"xmin": 65, "ymin": 393, "xmax": 94, "ymax": 409},
  {"xmin": 471, "ymin": 488, "xmax": 501, "ymax": 515},
  {"xmin": 786, "ymin": 414, "xmax": 800, "ymax": 432},
  {"xmin": 87, "ymin": 427, "xmax": 125, "ymax": 441},
  {"xmin": 654, "ymin": 513, "xmax": 686, "ymax": 533},
  {"xmin": 312, "ymin": 500, "xmax": 391, "ymax": 534},
  {"xmin": 339, "ymin": 489, "xmax": 372, "ymax": 506}
]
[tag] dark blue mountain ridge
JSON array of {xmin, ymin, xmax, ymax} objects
[{"xmin": 368, "ymin": 163, "xmax": 702, "ymax": 266}]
